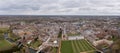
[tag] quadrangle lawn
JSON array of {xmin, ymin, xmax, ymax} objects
[{"xmin": 61, "ymin": 40, "xmax": 73, "ymax": 53}]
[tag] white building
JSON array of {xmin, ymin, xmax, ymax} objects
[
  {"xmin": 0, "ymin": 23, "xmax": 10, "ymax": 28},
  {"xmin": 68, "ymin": 36, "xmax": 84, "ymax": 40}
]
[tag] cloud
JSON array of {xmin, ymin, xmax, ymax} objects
[{"xmin": 0, "ymin": 0, "xmax": 120, "ymax": 15}]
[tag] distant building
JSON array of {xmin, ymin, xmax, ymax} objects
[
  {"xmin": 93, "ymin": 39, "xmax": 113, "ymax": 46},
  {"xmin": 20, "ymin": 22, "xmax": 26, "ymax": 25},
  {"xmin": 0, "ymin": 23, "xmax": 10, "ymax": 28},
  {"xmin": 68, "ymin": 36, "xmax": 84, "ymax": 40}
]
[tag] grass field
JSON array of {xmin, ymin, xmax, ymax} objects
[
  {"xmin": 30, "ymin": 40, "xmax": 41, "ymax": 49},
  {"xmin": 0, "ymin": 40, "xmax": 13, "ymax": 51},
  {"xmin": 0, "ymin": 28, "xmax": 14, "ymax": 51},
  {"xmin": 61, "ymin": 39, "xmax": 96, "ymax": 53},
  {"xmin": 8, "ymin": 32, "xmax": 20, "ymax": 41},
  {"xmin": 52, "ymin": 47, "xmax": 57, "ymax": 53},
  {"xmin": 0, "ymin": 28, "xmax": 9, "ymax": 39},
  {"xmin": 0, "ymin": 28, "xmax": 9, "ymax": 33}
]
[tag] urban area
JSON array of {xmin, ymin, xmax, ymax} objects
[{"xmin": 0, "ymin": 16, "xmax": 120, "ymax": 53}]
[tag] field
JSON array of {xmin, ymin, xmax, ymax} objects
[
  {"xmin": 0, "ymin": 28, "xmax": 14, "ymax": 51},
  {"xmin": 61, "ymin": 39, "xmax": 96, "ymax": 53},
  {"xmin": 0, "ymin": 28, "xmax": 9, "ymax": 33},
  {"xmin": 0, "ymin": 40, "xmax": 13, "ymax": 51},
  {"xmin": 0, "ymin": 28, "xmax": 9, "ymax": 39},
  {"xmin": 30, "ymin": 40, "xmax": 42, "ymax": 49},
  {"xmin": 51, "ymin": 47, "xmax": 57, "ymax": 53}
]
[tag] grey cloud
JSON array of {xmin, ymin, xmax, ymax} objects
[
  {"xmin": 0, "ymin": 0, "xmax": 120, "ymax": 15},
  {"xmin": 41, "ymin": 4, "xmax": 60, "ymax": 10},
  {"xmin": 0, "ymin": 0, "xmax": 42, "ymax": 11},
  {"xmin": 61, "ymin": 0, "xmax": 88, "ymax": 8}
]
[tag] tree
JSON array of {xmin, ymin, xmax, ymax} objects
[
  {"xmin": 110, "ymin": 39, "xmax": 120, "ymax": 53},
  {"xmin": 58, "ymin": 28, "xmax": 62, "ymax": 38}
]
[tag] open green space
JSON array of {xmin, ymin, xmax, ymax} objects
[
  {"xmin": 51, "ymin": 47, "xmax": 57, "ymax": 53},
  {"xmin": 0, "ymin": 28, "xmax": 9, "ymax": 39},
  {"xmin": 0, "ymin": 28, "xmax": 21, "ymax": 52},
  {"xmin": 0, "ymin": 27, "xmax": 20, "ymax": 42},
  {"xmin": 30, "ymin": 40, "xmax": 41, "ymax": 48},
  {"xmin": 61, "ymin": 40, "xmax": 73, "ymax": 53},
  {"xmin": 0, "ymin": 28, "xmax": 9, "ymax": 33},
  {"xmin": 8, "ymin": 32, "xmax": 20, "ymax": 41},
  {"xmin": 0, "ymin": 28, "xmax": 15, "ymax": 52},
  {"xmin": 0, "ymin": 40, "xmax": 14, "ymax": 51},
  {"xmin": 61, "ymin": 39, "xmax": 96, "ymax": 53}
]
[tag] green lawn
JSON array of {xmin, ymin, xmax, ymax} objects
[
  {"xmin": 0, "ymin": 40, "xmax": 13, "ymax": 51},
  {"xmin": 0, "ymin": 28, "xmax": 20, "ymax": 52},
  {"xmin": 52, "ymin": 47, "xmax": 57, "ymax": 53},
  {"xmin": 0, "ymin": 28, "xmax": 8, "ymax": 39},
  {"xmin": 0, "ymin": 28, "xmax": 15, "ymax": 51},
  {"xmin": 61, "ymin": 39, "xmax": 96, "ymax": 53},
  {"xmin": 61, "ymin": 40, "xmax": 73, "ymax": 53},
  {"xmin": 0, "ymin": 28, "xmax": 9, "ymax": 33},
  {"xmin": 8, "ymin": 33, "xmax": 20, "ymax": 41},
  {"xmin": 30, "ymin": 40, "xmax": 41, "ymax": 48},
  {"xmin": 0, "ymin": 27, "xmax": 20, "ymax": 42}
]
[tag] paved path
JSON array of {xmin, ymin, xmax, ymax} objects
[{"xmin": 36, "ymin": 37, "xmax": 51, "ymax": 53}]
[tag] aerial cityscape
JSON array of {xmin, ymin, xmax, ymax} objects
[
  {"xmin": 0, "ymin": 0, "xmax": 120, "ymax": 53},
  {"xmin": 0, "ymin": 16, "xmax": 120, "ymax": 53}
]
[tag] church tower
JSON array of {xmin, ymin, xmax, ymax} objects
[{"xmin": 62, "ymin": 25, "xmax": 68, "ymax": 40}]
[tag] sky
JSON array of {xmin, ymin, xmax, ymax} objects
[{"xmin": 0, "ymin": 0, "xmax": 120, "ymax": 15}]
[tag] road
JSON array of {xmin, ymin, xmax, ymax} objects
[{"xmin": 36, "ymin": 37, "xmax": 51, "ymax": 53}]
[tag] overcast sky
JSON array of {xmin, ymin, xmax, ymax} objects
[{"xmin": 0, "ymin": 0, "xmax": 120, "ymax": 15}]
